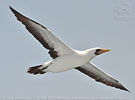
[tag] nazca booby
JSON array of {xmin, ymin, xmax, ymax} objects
[{"xmin": 9, "ymin": 6, "xmax": 129, "ymax": 92}]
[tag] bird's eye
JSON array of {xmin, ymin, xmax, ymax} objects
[{"xmin": 95, "ymin": 49, "xmax": 100, "ymax": 55}]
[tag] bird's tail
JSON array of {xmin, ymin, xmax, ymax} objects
[{"xmin": 27, "ymin": 65, "xmax": 46, "ymax": 75}]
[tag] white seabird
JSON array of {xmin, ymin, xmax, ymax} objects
[{"xmin": 9, "ymin": 6, "xmax": 129, "ymax": 92}]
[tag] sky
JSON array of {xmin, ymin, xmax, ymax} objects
[{"xmin": 0, "ymin": 0, "xmax": 135, "ymax": 99}]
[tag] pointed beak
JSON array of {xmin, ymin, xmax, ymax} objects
[{"xmin": 98, "ymin": 49, "xmax": 110, "ymax": 55}]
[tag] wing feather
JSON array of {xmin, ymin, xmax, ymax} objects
[
  {"xmin": 76, "ymin": 63, "xmax": 129, "ymax": 92},
  {"xmin": 9, "ymin": 6, "xmax": 73, "ymax": 59}
]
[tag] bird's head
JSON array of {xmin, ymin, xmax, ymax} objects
[
  {"xmin": 87, "ymin": 47, "xmax": 110, "ymax": 59},
  {"xmin": 94, "ymin": 48, "xmax": 110, "ymax": 55}
]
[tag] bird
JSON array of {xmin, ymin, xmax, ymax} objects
[{"xmin": 9, "ymin": 6, "xmax": 129, "ymax": 92}]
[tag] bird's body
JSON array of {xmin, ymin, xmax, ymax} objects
[
  {"xmin": 9, "ymin": 6, "xmax": 130, "ymax": 92},
  {"xmin": 42, "ymin": 49, "xmax": 94, "ymax": 73}
]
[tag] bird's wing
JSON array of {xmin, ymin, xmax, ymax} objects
[
  {"xmin": 9, "ymin": 6, "xmax": 74, "ymax": 59},
  {"xmin": 75, "ymin": 63, "xmax": 129, "ymax": 92}
]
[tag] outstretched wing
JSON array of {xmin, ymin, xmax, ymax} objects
[
  {"xmin": 10, "ymin": 6, "xmax": 74, "ymax": 59},
  {"xmin": 75, "ymin": 63, "xmax": 129, "ymax": 92}
]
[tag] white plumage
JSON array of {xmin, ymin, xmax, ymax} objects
[{"xmin": 10, "ymin": 6, "xmax": 129, "ymax": 92}]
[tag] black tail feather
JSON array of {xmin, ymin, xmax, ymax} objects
[{"xmin": 27, "ymin": 65, "xmax": 46, "ymax": 75}]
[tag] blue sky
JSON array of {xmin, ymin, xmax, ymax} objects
[{"xmin": 0, "ymin": 0, "xmax": 135, "ymax": 99}]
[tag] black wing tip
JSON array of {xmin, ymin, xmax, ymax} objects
[
  {"xmin": 9, "ymin": 5, "xmax": 14, "ymax": 11},
  {"xmin": 121, "ymin": 86, "xmax": 130, "ymax": 92},
  {"xmin": 9, "ymin": 5, "xmax": 18, "ymax": 15},
  {"xmin": 9, "ymin": 5, "xmax": 12, "ymax": 8},
  {"xmin": 116, "ymin": 83, "xmax": 130, "ymax": 92}
]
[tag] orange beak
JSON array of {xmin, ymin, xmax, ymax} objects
[{"xmin": 98, "ymin": 49, "xmax": 110, "ymax": 55}]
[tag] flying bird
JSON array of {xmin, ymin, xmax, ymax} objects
[{"xmin": 9, "ymin": 6, "xmax": 129, "ymax": 92}]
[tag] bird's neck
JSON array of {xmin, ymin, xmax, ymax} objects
[{"xmin": 83, "ymin": 49, "xmax": 96, "ymax": 61}]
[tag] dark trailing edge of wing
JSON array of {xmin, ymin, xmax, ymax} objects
[
  {"xmin": 9, "ymin": 6, "xmax": 58, "ymax": 59},
  {"xmin": 75, "ymin": 67, "xmax": 130, "ymax": 92}
]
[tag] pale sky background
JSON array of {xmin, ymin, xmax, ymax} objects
[{"xmin": 0, "ymin": 0, "xmax": 135, "ymax": 99}]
